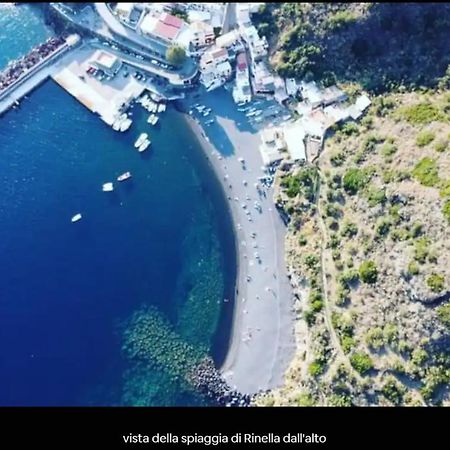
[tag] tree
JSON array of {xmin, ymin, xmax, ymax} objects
[
  {"xmin": 350, "ymin": 352, "xmax": 374, "ymax": 374},
  {"xmin": 166, "ymin": 45, "xmax": 186, "ymax": 67}
]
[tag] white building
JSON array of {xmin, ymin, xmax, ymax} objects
[
  {"xmin": 274, "ymin": 76, "xmax": 288, "ymax": 104},
  {"xmin": 115, "ymin": 2, "xmax": 135, "ymax": 21},
  {"xmin": 259, "ymin": 127, "xmax": 286, "ymax": 165},
  {"xmin": 189, "ymin": 21, "xmax": 215, "ymax": 48},
  {"xmin": 282, "ymin": 121, "xmax": 307, "ymax": 162},
  {"xmin": 215, "ymin": 30, "xmax": 241, "ymax": 49},
  {"xmin": 92, "ymin": 52, "xmax": 122, "ymax": 76},
  {"xmin": 236, "ymin": 3, "xmax": 251, "ymax": 26},
  {"xmin": 200, "ymin": 47, "xmax": 232, "ymax": 90},
  {"xmin": 233, "ymin": 52, "xmax": 251, "ymax": 104}
]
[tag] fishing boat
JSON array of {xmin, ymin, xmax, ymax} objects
[
  {"xmin": 102, "ymin": 182, "xmax": 114, "ymax": 192},
  {"xmin": 71, "ymin": 213, "xmax": 82, "ymax": 223},
  {"xmin": 134, "ymin": 133, "xmax": 148, "ymax": 148},
  {"xmin": 147, "ymin": 114, "xmax": 155, "ymax": 124},
  {"xmin": 157, "ymin": 103, "xmax": 165, "ymax": 113},
  {"xmin": 138, "ymin": 139, "xmax": 150, "ymax": 152},
  {"xmin": 117, "ymin": 172, "xmax": 132, "ymax": 182}
]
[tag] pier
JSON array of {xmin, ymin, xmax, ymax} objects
[{"xmin": 0, "ymin": 34, "xmax": 81, "ymax": 116}]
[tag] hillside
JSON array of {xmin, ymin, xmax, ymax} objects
[
  {"xmin": 251, "ymin": 3, "xmax": 450, "ymax": 406},
  {"xmin": 253, "ymin": 3, "xmax": 450, "ymax": 93}
]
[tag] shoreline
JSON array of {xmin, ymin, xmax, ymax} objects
[{"xmin": 178, "ymin": 91, "xmax": 296, "ymax": 395}]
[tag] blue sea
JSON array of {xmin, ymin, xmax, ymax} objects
[{"xmin": 0, "ymin": 4, "xmax": 235, "ymax": 406}]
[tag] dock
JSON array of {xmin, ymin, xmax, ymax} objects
[{"xmin": 0, "ymin": 35, "xmax": 81, "ymax": 116}]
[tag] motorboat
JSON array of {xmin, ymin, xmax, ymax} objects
[
  {"xmin": 120, "ymin": 118, "xmax": 132, "ymax": 131},
  {"xmin": 71, "ymin": 213, "xmax": 82, "ymax": 223},
  {"xmin": 134, "ymin": 133, "xmax": 148, "ymax": 148},
  {"xmin": 138, "ymin": 139, "xmax": 150, "ymax": 152},
  {"xmin": 102, "ymin": 182, "xmax": 114, "ymax": 192},
  {"xmin": 117, "ymin": 172, "xmax": 132, "ymax": 182}
]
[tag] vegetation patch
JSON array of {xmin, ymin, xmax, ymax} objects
[
  {"xmin": 426, "ymin": 273, "xmax": 445, "ymax": 293},
  {"xmin": 343, "ymin": 168, "xmax": 371, "ymax": 195},
  {"xmin": 397, "ymin": 103, "xmax": 445, "ymax": 125},
  {"xmin": 416, "ymin": 130, "xmax": 435, "ymax": 147},
  {"xmin": 359, "ymin": 260, "xmax": 378, "ymax": 284},
  {"xmin": 350, "ymin": 352, "xmax": 374, "ymax": 375},
  {"xmin": 412, "ymin": 158, "xmax": 440, "ymax": 187}
]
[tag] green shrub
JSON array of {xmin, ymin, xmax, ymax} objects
[
  {"xmin": 437, "ymin": 303, "xmax": 450, "ymax": 327},
  {"xmin": 366, "ymin": 187, "xmax": 387, "ymax": 207},
  {"xmin": 294, "ymin": 393, "xmax": 315, "ymax": 406},
  {"xmin": 416, "ymin": 130, "xmax": 435, "ymax": 147},
  {"xmin": 443, "ymin": 199, "xmax": 450, "ymax": 224},
  {"xmin": 412, "ymin": 158, "xmax": 440, "ymax": 187},
  {"xmin": 380, "ymin": 143, "xmax": 398, "ymax": 157},
  {"xmin": 341, "ymin": 221, "xmax": 358, "ymax": 238},
  {"xmin": 341, "ymin": 335, "xmax": 356, "ymax": 354},
  {"xmin": 340, "ymin": 121, "xmax": 359, "ymax": 136},
  {"xmin": 343, "ymin": 168, "xmax": 370, "ymax": 194},
  {"xmin": 305, "ymin": 254, "xmax": 320, "ymax": 270},
  {"xmin": 411, "ymin": 348, "xmax": 428, "ymax": 366},
  {"xmin": 434, "ymin": 139, "xmax": 448, "ymax": 153},
  {"xmin": 330, "ymin": 152, "xmax": 346, "ymax": 166},
  {"xmin": 309, "ymin": 360, "xmax": 325, "ymax": 377},
  {"xmin": 427, "ymin": 273, "xmax": 445, "ymax": 293},
  {"xmin": 381, "ymin": 378, "xmax": 406, "ymax": 405},
  {"xmin": 298, "ymin": 234, "xmax": 308, "ymax": 246},
  {"xmin": 413, "ymin": 236, "xmax": 431, "ymax": 263},
  {"xmin": 339, "ymin": 269, "xmax": 359, "ymax": 286},
  {"xmin": 365, "ymin": 327, "xmax": 385, "ymax": 350},
  {"xmin": 407, "ymin": 261, "xmax": 420, "ymax": 276},
  {"xmin": 397, "ymin": 103, "xmax": 445, "ymax": 125},
  {"xmin": 359, "ymin": 260, "xmax": 378, "ymax": 284},
  {"xmin": 350, "ymin": 352, "xmax": 374, "ymax": 374},
  {"xmin": 376, "ymin": 218, "xmax": 391, "ymax": 237}
]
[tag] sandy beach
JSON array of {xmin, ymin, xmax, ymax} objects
[{"xmin": 180, "ymin": 88, "xmax": 296, "ymax": 395}]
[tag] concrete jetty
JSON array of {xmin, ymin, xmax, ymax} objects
[{"xmin": 0, "ymin": 35, "xmax": 80, "ymax": 116}]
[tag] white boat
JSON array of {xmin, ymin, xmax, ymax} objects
[
  {"xmin": 152, "ymin": 115, "xmax": 159, "ymax": 125},
  {"xmin": 71, "ymin": 213, "xmax": 82, "ymax": 223},
  {"xmin": 117, "ymin": 172, "xmax": 132, "ymax": 182},
  {"xmin": 157, "ymin": 103, "xmax": 165, "ymax": 113},
  {"xmin": 134, "ymin": 133, "xmax": 148, "ymax": 148},
  {"xmin": 147, "ymin": 114, "xmax": 155, "ymax": 124},
  {"xmin": 160, "ymin": 104, "xmax": 166, "ymax": 112},
  {"xmin": 138, "ymin": 139, "xmax": 150, "ymax": 152},
  {"xmin": 112, "ymin": 120, "xmax": 121, "ymax": 131},
  {"xmin": 102, "ymin": 182, "xmax": 114, "ymax": 192},
  {"xmin": 120, "ymin": 118, "xmax": 132, "ymax": 131}
]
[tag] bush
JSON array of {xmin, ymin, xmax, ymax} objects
[
  {"xmin": 330, "ymin": 152, "xmax": 346, "ymax": 166},
  {"xmin": 343, "ymin": 168, "xmax": 370, "ymax": 194},
  {"xmin": 376, "ymin": 218, "xmax": 391, "ymax": 237},
  {"xmin": 412, "ymin": 158, "xmax": 440, "ymax": 187},
  {"xmin": 434, "ymin": 139, "xmax": 448, "ymax": 153},
  {"xmin": 309, "ymin": 360, "xmax": 326, "ymax": 377},
  {"xmin": 341, "ymin": 335, "xmax": 356, "ymax": 354},
  {"xmin": 381, "ymin": 378, "xmax": 406, "ymax": 405},
  {"xmin": 305, "ymin": 254, "xmax": 320, "ymax": 270},
  {"xmin": 366, "ymin": 187, "xmax": 387, "ymax": 207},
  {"xmin": 339, "ymin": 269, "xmax": 359, "ymax": 287},
  {"xmin": 365, "ymin": 327, "xmax": 385, "ymax": 350},
  {"xmin": 397, "ymin": 103, "xmax": 445, "ymax": 125},
  {"xmin": 340, "ymin": 121, "xmax": 359, "ymax": 136},
  {"xmin": 359, "ymin": 260, "xmax": 378, "ymax": 284},
  {"xmin": 416, "ymin": 130, "xmax": 435, "ymax": 147},
  {"xmin": 413, "ymin": 236, "xmax": 431, "ymax": 263},
  {"xmin": 443, "ymin": 199, "xmax": 450, "ymax": 224},
  {"xmin": 437, "ymin": 303, "xmax": 450, "ymax": 327},
  {"xmin": 350, "ymin": 352, "xmax": 374, "ymax": 374},
  {"xmin": 427, "ymin": 273, "xmax": 445, "ymax": 293},
  {"xmin": 407, "ymin": 261, "xmax": 420, "ymax": 276},
  {"xmin": 298, "ymin": 234, "xmax": 307, "ymax": 246},
  {"xmin": 380, "ymin": 142, "xmax": 398, "ymax": 157},
  {"xmin": 341, "ymin": 221, "xmax": 358, "ymax": 238}
]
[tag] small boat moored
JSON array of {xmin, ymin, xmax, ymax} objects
[
  {"xmin": 102, "ymin": 182, "xmax": 114, "ymax": 192},
  {"xmin": 117, "ymin": 172, "xmax": 132, "ymax": 182},
  {"xmin": 71, "ymin": 213, "xmax": 82, "ymax": 223}
]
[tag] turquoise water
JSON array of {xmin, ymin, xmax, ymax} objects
[{"xmin": 0, "ymin": 5, "xmax": 235, "ymax": 406}]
